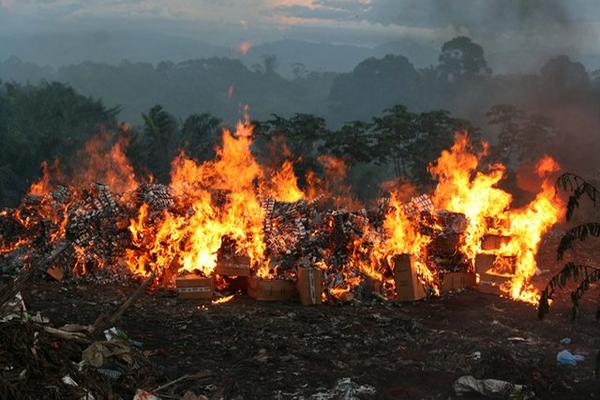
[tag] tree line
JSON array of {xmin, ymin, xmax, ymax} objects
[{"xmin": 0, "ymin": 79, "xmax": 560, "ymax": 207}]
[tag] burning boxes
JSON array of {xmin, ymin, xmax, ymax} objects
[
  {"xmin": 248, "ymin": 277, "xmax": 295, "ymax": 301},
  {"xmin": 481, "ymin": 235, "xmax": 511, "ymax": 251},
  {"xmin": 393, "ymin": 254, "xmax": 426, "ymax": 302},
  {"xmin": 215, "ymin": 255, "xmax": 251, "ymax": 277},
  {"xmin": 296, "ymin": 267, "xmax": 323, "ymax": 305},
  {"xmin": 47, "ymin": 265, "xmax": 65, "ymax": 281},
  {"xmin": 440, "ymin": 271, "xmax": 476, "ymax": 293},
  {"xmin": 474, "ymin": 254, "xmax": 516, "ymax": 294},
  {"xmin": 175, "ymin": 274, "xmax": 214, "ymax": 300}
]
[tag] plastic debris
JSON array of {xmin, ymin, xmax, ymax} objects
[
  {"xmin": 133, "ymin": 389, "xmax": 161, "ymax": 400},
  {"xmin": 82, "ymin": 340, "xmax": 133, "ymax": 368},
  {"xmin": 61, "ymin": 375, "xmax": 96, "ymax": 400},
  {"xmin": 556, "ymin": 350, "xmax": 585, "ymax": 366},
  {"xmin": 97, "ymin": 368, "xmax": 123, "ymax": 380},
  {"xmin": 560, "ymin": 337, "xmax": 572, "ymax": 345},
  {"xmin": 310, "ymin": 377, "xmax": 376, "ymax": 399},
  {"xmin": 453, "ymin": 375, "xmax": 534, "ymax": 399},
  {"xmin": 104, "ymin": 326, "xmax": 143, "ymax": 347},
  {"xmin": 0, "ymin": 292, "xmax": 27, "ymax": 322}
]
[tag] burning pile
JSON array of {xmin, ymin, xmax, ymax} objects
[{"xmin": 0, "ymin": 118, "xmax": 565, "ymax": 305}]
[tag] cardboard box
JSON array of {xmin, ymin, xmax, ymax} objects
[
  {"xmin": 297, "ymin": 267, "xmax": 323, "ymax": 305},
  {"xmin": 440, "ymin": 271, "xmax": 476, "ymax": 293},
  {"xmin": 474, "ymin": 254, "xmax": 515, "ymax": 296},
  {"xmin": 248, "ymin": 277, "xmax": 296, "ymax": 301},
  {"xmin": 215, "ymin": 255, "xmax": 251, "ymax": 277},
  {"xmin": 481, "ymin": 235, "xmax": 511, "ymax": 251},
  {"xmin": 475, "ymin": 254, "xmax": 515, "ymax": 281},
  {"xmin": 175, "ymin": 274, "xmax": 213, "ymax": 299},
  {"xmin": 47, "ymin": 265, "xmax": 65, "ymax": 281},
  {"xmin": 393, "ymin": 254, "xmax": 426, "ymax": 301}
]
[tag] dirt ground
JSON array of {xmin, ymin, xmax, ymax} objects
[
  {"xmin": 4, "ymin": 232, "xmax": 599, "ymax": 400},
  {"xmin": 20, "ymin": 278, "xmax": 597, "ymax": 400}
]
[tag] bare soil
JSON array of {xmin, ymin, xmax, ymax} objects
[{"xmin": 21, "ymin": 277, "xmax": 599, "ymax": 400}]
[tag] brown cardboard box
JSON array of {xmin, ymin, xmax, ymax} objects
[
  {"xmin": 475, "ymin": 254, "xmax": 515, "ymax": 282},
  {"xmin": 474, "ymin": 254, "xmax": 515, "ymax": 295},
  {"xmin": 175, "ymin": 274, "xmax": 213, "ymax": 299},
  {"xmin": 248, "ymin": 277, "xmax": 295, "ymax": 301},
  {"xmin": 215, "ymin": 255, "xmax": 251, "ymax": 277},
  {"xmin": 47, "ymin": 265, "xmax": 65, "ymax": 281},
  {"xmin": 440, "ymin": 271, "xmax": 476, "ymax": 293},
  {"xmin": 480, "ymin": 235, "xmax": 511, "ymax": 251},
  {"xmin": 297, "ymin": 267, "xmax": 323, "ymax": 305},
  {"xmin": 393, "ymin": 254, "xmax": 426, "ymax": 301}
]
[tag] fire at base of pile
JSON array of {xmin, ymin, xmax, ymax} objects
[
  {"xmin": 0, "ymin": 128, "xmax": 563, "ymax": 305},
  {"xmin": 0, "ymin": 186, "xmax": 541, "ymax": 305}
]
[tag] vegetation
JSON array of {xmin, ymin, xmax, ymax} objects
[
  {"xmin": 0, "ymin": 81, "xmax": 119, "ymax": 205},
  {"xmin": 3, "ymin": 35, "xmax": 600, "ymax": 206},
  {"xmin": 538, "ymin": 173, "xmax": 600, "ymax": 374}
]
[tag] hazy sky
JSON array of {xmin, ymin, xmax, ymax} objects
[{"xmin": 1, "ymin": 1, "xmax": 599, "ymax": 61}]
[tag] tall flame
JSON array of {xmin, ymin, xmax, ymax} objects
[
  {"xmin": 126, "ymin": 119, "xmax": 305, "ymax": 279},
  {"xmin": 428, "ymin": 133, "xmax": 564, "ymax": 303}
]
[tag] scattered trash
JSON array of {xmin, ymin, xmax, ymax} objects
[
  {"xmin": 104, "ymin": 326, "xmax": 143, "ymax": 347},
  {"xmin": 557, "ymin": 350, "xmax": 585, "ymax": 366},
  {"xmin": 133, "ymin": 389, "xmax": 161, "ymax": 400},
  {"xmin": 181, "ymin": 391, "xmax": 209, "ymax": 400},
  {"xmin": 97, "ymin": 368, "xmax": 123, "ymax": 380},
  {"xmin": 61, "ymin": 375, "xmax": 96, "ymax": 400},
  {"xmin": 470, "ymin": 351, "xmax": 482, "ymax": 361},
  {"xmin": 0, "ymin": 291, "xmax": 27, "ymax": 322},
  {"xmin": 560, "ymin": 337, "xmax": 572, "ymax": 345},
  {"xmin": 453, "ymin": 375, "xmax": 534, "ymax": 399},
  {"xmin": 82, "ymin": 340, "xmax": 133, "ymax": 368},
  {"xmin": 310, "ymin": 377, "xmax": 376, "ymax": 399}
]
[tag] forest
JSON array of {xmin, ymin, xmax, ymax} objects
[{"xmin": 1, "ymin": 36, "xmax": 599, "ymax": 208}]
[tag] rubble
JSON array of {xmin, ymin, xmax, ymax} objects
[
  {"xmin": 0, "ymin": 180, "xmax": 521, "ymax": 305},
  {"xmin": 0, "ymin": 292, "xmax": 160, "ymax": 400},
  {"xmin": 453, "ymin": 375, "xmax": 534, "ymax": 399}
]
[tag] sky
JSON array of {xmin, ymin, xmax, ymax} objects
[{"xmin": 0, "ymin": 0, "xmax": 599, "ymax": 69}]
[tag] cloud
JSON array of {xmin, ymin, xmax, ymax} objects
[
  {"xmin": 0, "ymin": 0, "xmax": 15, "ymax": 10},
  {"xmin": 2, "ymin": 0, "xmax": 600, "ymax": 58}
]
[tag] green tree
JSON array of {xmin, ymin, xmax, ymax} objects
[
  {"xmin": 141, "ymin": 105, "xmax": 179, "ymax": 182},
  {"xmin": 180, "ymin": 113, "xmax": 222, "ymax": 162},
  {"xmin": 0, "ymin": 81, "xmax": 118, "ymax": 205},
  {"xmin": 371, "ymin": 105, "xmax": 418, "ymax": 178},
  {"xmin": 370, "ymin": 106, "xmax": 477, "ymax": 184},
  {"xmin": 328, "ymin": 55, "xmax": 422, "ymax": 124},
  {"xmin": 437, "ymin": 36, "xmax": 491, "ymax": 83},
  {"xmin": 486, "ymin": 104, "xmax": 554, "ymax": 164},
  {"xmin": 320, "ymin": 120, "xmax": 375, "ymax": 165}
]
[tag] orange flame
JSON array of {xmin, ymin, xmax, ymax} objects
[
  {"xmin": 212, "ymin": 295, "xmax": 235, "ymax": 304},
  {"xmin": 239, "ymin": 41, "xmax": 252, "ymax": 55},
  {"xmin": 429, "ymin": 133, "xmax": 564, "ymax": 303}
]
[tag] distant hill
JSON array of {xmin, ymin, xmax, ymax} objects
[
  {"xmin": 0, "ymin": 30, "xmax": 235, "ymax": 67},
  {"xmin": 245, "ymin": 39, "xmax": 438, "ymax": 75}
]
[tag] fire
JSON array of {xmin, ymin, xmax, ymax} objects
[
  {"xmin": 28, "ymin": 161, "xmax": 54, "ymax": 196},
  {"xmin": 125, "ymin": 118, "xmax": 304, "ymax": 279},
  {"xmin": 212, "ymin": 295, "xmax": 235, "ymax": 304},
  {"xmin": 2, "ymin": 116, "xmax": 564, "ymax": 306},
  {"xmin": 238, "ymin": 41, "xmax": 252, "ymax": 55},
  {"xmin": 428, "ymin": 133, "xmax": 564, "ymax": 303},
  {"xmin": 74, "ymin": 133, "xmax": 138, "ymax": 194},
  {"xmin": 263, "ymin": 160, "xmax": 304, "ymax": 202},
  {"xmin": 306, "ymin": 155, "xmax": 361, "ymax": 210}
]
